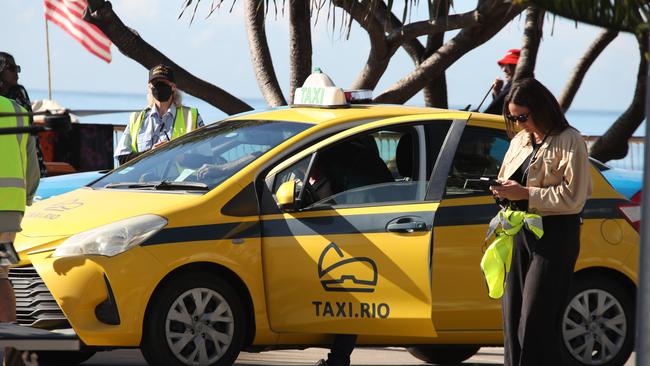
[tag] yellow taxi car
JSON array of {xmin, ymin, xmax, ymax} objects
[{"xmin": 7, "ymin": 73, "xmax": 639, "ymax": 366}]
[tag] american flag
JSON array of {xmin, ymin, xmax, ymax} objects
[{"xmin": 44, "ymin": 0, "xmax": 112, "ymax": 63}]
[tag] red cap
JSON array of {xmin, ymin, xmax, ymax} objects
[{"xmin": 497, "ymin": 49, "xmax": 520, "ymax": 66}]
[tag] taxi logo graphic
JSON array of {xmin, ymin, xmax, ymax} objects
[
  {"xmin": 43, "ymin": 198, "xmax": 84, "ymax": 212},
  {"xmin": 317, "ymin": 243, "xmax": 378, "ymax": 293}
]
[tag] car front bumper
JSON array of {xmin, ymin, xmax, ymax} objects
[{"xmin": 27, "ymin": 247, "xmax": 166, "ymax": 347}]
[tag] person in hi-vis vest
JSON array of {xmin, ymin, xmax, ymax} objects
[
  {"xmin": 114, "ymin": 64, "xmax": 204, "ymax": 165},
  {"xmin": 0, "ymin": 95, "xmax": 40, "ymax": 365}
]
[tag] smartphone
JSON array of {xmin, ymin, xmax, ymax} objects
[{"xmin": 479, "ymin": 177, "xmax": 501, "ymax": 188}]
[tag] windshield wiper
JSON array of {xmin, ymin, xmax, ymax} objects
[
  {"xmin": 153, "ymin": 181, "xmax": 209, "ymax": 191},
  {"xmin": 104, "ymin": 181, "xmax": 209, "ymax": 191},
  {"xmin": 104, "ymin": 182, "xmax": 156, "ymax": 189}
]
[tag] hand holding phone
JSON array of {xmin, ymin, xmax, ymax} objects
[{"xmin": 480, "ymin": 177, "xmax": 501, "ymax": 188}]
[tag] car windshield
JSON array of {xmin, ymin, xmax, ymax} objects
[{"xmin": 92, "ymin": 119, "xmax": 311, "ymax": 191}]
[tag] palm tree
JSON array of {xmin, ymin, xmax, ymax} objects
[
  {"xmin": 85, "ymin": 0, "xmax": 525, "ymax": 111},
  {"xmin": 525, "ymin": 0, "xmax": 650, "ymax": 162}
]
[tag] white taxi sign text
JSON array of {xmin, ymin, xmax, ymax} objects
[{"xmin": 294, "ymin": 86, "xmax": 347, "ymax": 107}]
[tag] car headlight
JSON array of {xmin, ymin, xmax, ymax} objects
[{"xmin": 53, "ymin": 214, "xmax": 167, "ymax": 258}]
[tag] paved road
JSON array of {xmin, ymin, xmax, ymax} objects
[{"xmin": 82, "ymin": 347, "xmax": 636, "ymax": 365}]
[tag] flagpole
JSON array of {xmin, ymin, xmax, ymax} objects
[{"xmin": 44, "ymin": 16, "xmax": 52, "ymax": 100}]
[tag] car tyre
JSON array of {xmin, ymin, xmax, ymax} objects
[
  {"xmin": 141, "ymin": 273, "xmax": 246, "ymax": 366},
  {"xmin": 560, "ymin": 273, "xmax": 634, "ymax": 366},
  {"xmin": 35, "ymin": 350, "xmax": 96, "ymax": 365},
  {"xmin": 406, "ymin": 345, "xmax": 480, "ymax": 365}
]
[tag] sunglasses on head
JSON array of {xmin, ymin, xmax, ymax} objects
[
  {"xmin": 506, "ymin": 113, "xmax": 529, "ymax": 123},
  {"xmin": 4, "ymin": 64, "xmax": 20, "ymax": 73}
]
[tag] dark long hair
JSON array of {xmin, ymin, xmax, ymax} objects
[
  {"xmin": 503, "ymin": 78, "xmax": 570, "ymax": 138},
  {"xmin": 0, "ymin": 52, "xmax": 13, "ymax": 73}
]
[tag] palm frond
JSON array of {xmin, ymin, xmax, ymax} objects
[
  {"xmin": 177, "ymin": 0, "xmax": 448, "ymax": 27},
  {"xmin": 522, "ymin": 0, "xmax": 650, "ymax": 34}
]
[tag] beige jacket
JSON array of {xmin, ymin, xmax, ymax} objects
[{"xmin": 498, "ymin": 127, "xmax": 592, "ymax": 216}]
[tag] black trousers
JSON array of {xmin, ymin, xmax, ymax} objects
[
  {"xmin": 326, "ymin": 334, "xmax": 357, "ymax": 366},
  {"xmin": 502, "ymin": 214, "xmax": 581, "ymax": 366}
]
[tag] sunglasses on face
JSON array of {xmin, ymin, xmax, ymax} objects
[
  {"xmin": 506, "ymin": 113, "xmax": 529, "ymax": 123},
  {"xmin": 4, "ymin": 64, "xmax": 20, "ymax": 73}
]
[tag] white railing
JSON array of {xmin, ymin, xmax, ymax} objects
[{"xmin": 585, "ymin": 136, "xmax": 644, "ymax": 171}]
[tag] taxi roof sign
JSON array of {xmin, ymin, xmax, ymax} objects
[
  {"xmin": 292, "ymin": 68, "xmax": 374, "ymax": 108},
  {"xmin": 293, "ymin": 68, "xmax": 348, "ymax": 108}
]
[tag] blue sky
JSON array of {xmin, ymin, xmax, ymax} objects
[{"xmin": 0, "ymin": 1, "xmax": 640, "ymax": 112}]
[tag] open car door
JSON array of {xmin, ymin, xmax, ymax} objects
[{"xmin": 260, "ymin": 115, "xmax": 468, "ymax": 337}]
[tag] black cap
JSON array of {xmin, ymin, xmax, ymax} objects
[{"xmin": 149, "ymin": 64, "xmax": 175, "ymax": 83}]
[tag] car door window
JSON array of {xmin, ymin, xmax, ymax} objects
[
  {"xmin": 445, "ymin": 126, "xmax": 509, "ymax": 196},
  {"xmin": 272, "ymin": 126, "xmax": 428, "ymax": 207},
  {"xmin": 272, "ymin": 155, "xmax": 311, "ymax": 192}
]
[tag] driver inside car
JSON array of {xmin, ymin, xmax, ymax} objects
[{"xmin": 196, "ymin": 151, "xmax": 263, "ymax": 180}]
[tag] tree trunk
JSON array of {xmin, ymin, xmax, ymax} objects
[
  {"xmin": 372, "ymin": 1, "xmax": 425, "ymax": 65},
  {"xmin": 559, "ymin": 29, "xmax": 618, "ymax": 112},
  {"xmin": 375, "ymin": 2, "xmax": 524, "ymax": 104},
  {"xmin": 333, "ymin": 0, "xmax": 390, "ymax": 90},
  {"xmin": 589, "ymin": 32, "xmax": 648, "ymax": 163},
  {"xmin": 244, "ymin": 0, "xmax": 287, "ymax": 107},
  {"xmin": 289, "ymin": 0, "xmax": 312, "ymax": 103},
  {"xmin": 423, "ymin": 0, "xmax": 450, "ymax": 108},
  {"xmin": 352, "ymin": 48, "xmax": 393, "ymax": 90},
  {"xmin": 512, "ymin": 6, "xmax": 544, "ymax": 82},
  {"xmin": 85, "ymin": 0, "xmax": 252, "ymax": 115}
]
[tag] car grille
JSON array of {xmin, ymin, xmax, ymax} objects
[{"xmin": 8, "ymin": 265, "xmax": 69, "ymax": 329}]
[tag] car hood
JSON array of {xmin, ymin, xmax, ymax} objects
[
  {"xmin": 20, "ymin": 188, "xmax": 198, "ymax": 239},
  {"xmin": 33, "ymin": 170, "xmax": 107, "ymax": 202}
]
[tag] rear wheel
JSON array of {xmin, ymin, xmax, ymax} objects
[
  {"xmin": 141, "ymin": 273, "xmax": 246, "ymax": 366},
  {"xmin": 560, "ymin": 273, "xmax": 634, "ymax": 366},
  {"xmin": 407, "ymin": 345, "xmax": 480, "ymax": 365}
]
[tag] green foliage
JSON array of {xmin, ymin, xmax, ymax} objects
[
  {"xmin": 519, "ymin": 0, "xmax": 650, "ymax": 34},
  {"xmin": 178, "ymin": 0, "xmax": 454, "ymax": 28}
]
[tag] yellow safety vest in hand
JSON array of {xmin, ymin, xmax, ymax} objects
[
  {"xmin": 480, "ymin": 208, "xmax": 544, "ymax": 299},
  {"xmin": 0, "ymin": 96, "xmax": 28, "ymax": 213}
]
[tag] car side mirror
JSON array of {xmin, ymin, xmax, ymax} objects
[{"xmin": 275, "ymin": 180, "xmax": 300, "ymax": 212}]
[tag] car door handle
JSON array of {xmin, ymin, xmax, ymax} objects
[{"xmin": 386, "ymin": 217, "xmax": 428, "ymax": 233}]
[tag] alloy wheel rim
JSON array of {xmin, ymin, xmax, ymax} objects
[
  {"xmin": 165, "ymin": 287, "xmax": 234, "ymax": 366},
  {"xmin": 562, "ymin": 289, "xmax": 626, "ymax": 365}
]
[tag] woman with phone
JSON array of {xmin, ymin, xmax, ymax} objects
[{"xmin": 489, "ymin": 78, "xmax": 592, "ymax": 366}]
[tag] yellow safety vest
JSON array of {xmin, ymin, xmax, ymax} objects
[
  {"xmin": 480, "ymin": 208, "xmax": 544, "ymax": 299},
  {"xmin": 0, "ymin": 96, "xmax": 28, "ymax": 212},
  {"xmin": 129, "ymin": 106, "xmax": 198, "ymax": 152}
]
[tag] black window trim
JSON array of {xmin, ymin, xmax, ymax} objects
[{"xmin": 425, "ymin": 119, "xmax": 468, "ymax": 201}]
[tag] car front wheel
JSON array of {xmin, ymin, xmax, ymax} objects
[
  {"xmin": 560, "ymin": 273, "xmax": 634, "ymax": 366},
  {"xmin": 141, "ymin": 273, "xmax": 246, "ymax": 366}
]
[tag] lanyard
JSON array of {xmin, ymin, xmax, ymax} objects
[{"xmin": 157, "ymin": 120, "xmax": 171, "ymax": 142}]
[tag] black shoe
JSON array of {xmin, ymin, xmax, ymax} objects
[{"xmin": 315, "ymin": 360, "xmax": 328, "ymax": 366}]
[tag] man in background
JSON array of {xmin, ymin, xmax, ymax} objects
[
  {"xmin": 0, "ymin": 95, "xmax": 40, "ymax": 366},
  {"xmin": 114, "ymin": 64, "xmax": 203, "ymax": 165},
  {"xmin": 483, "ymin": 49, "xmax": 520, "ymax": 115},
  {"xmin": 0, "ymin": 52, "xmax": 47, "ymax": 177}
]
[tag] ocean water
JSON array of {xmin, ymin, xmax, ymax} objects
[{"xmin": 28, "ymin": 89, "xmax": 645, "ymax": 169}]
